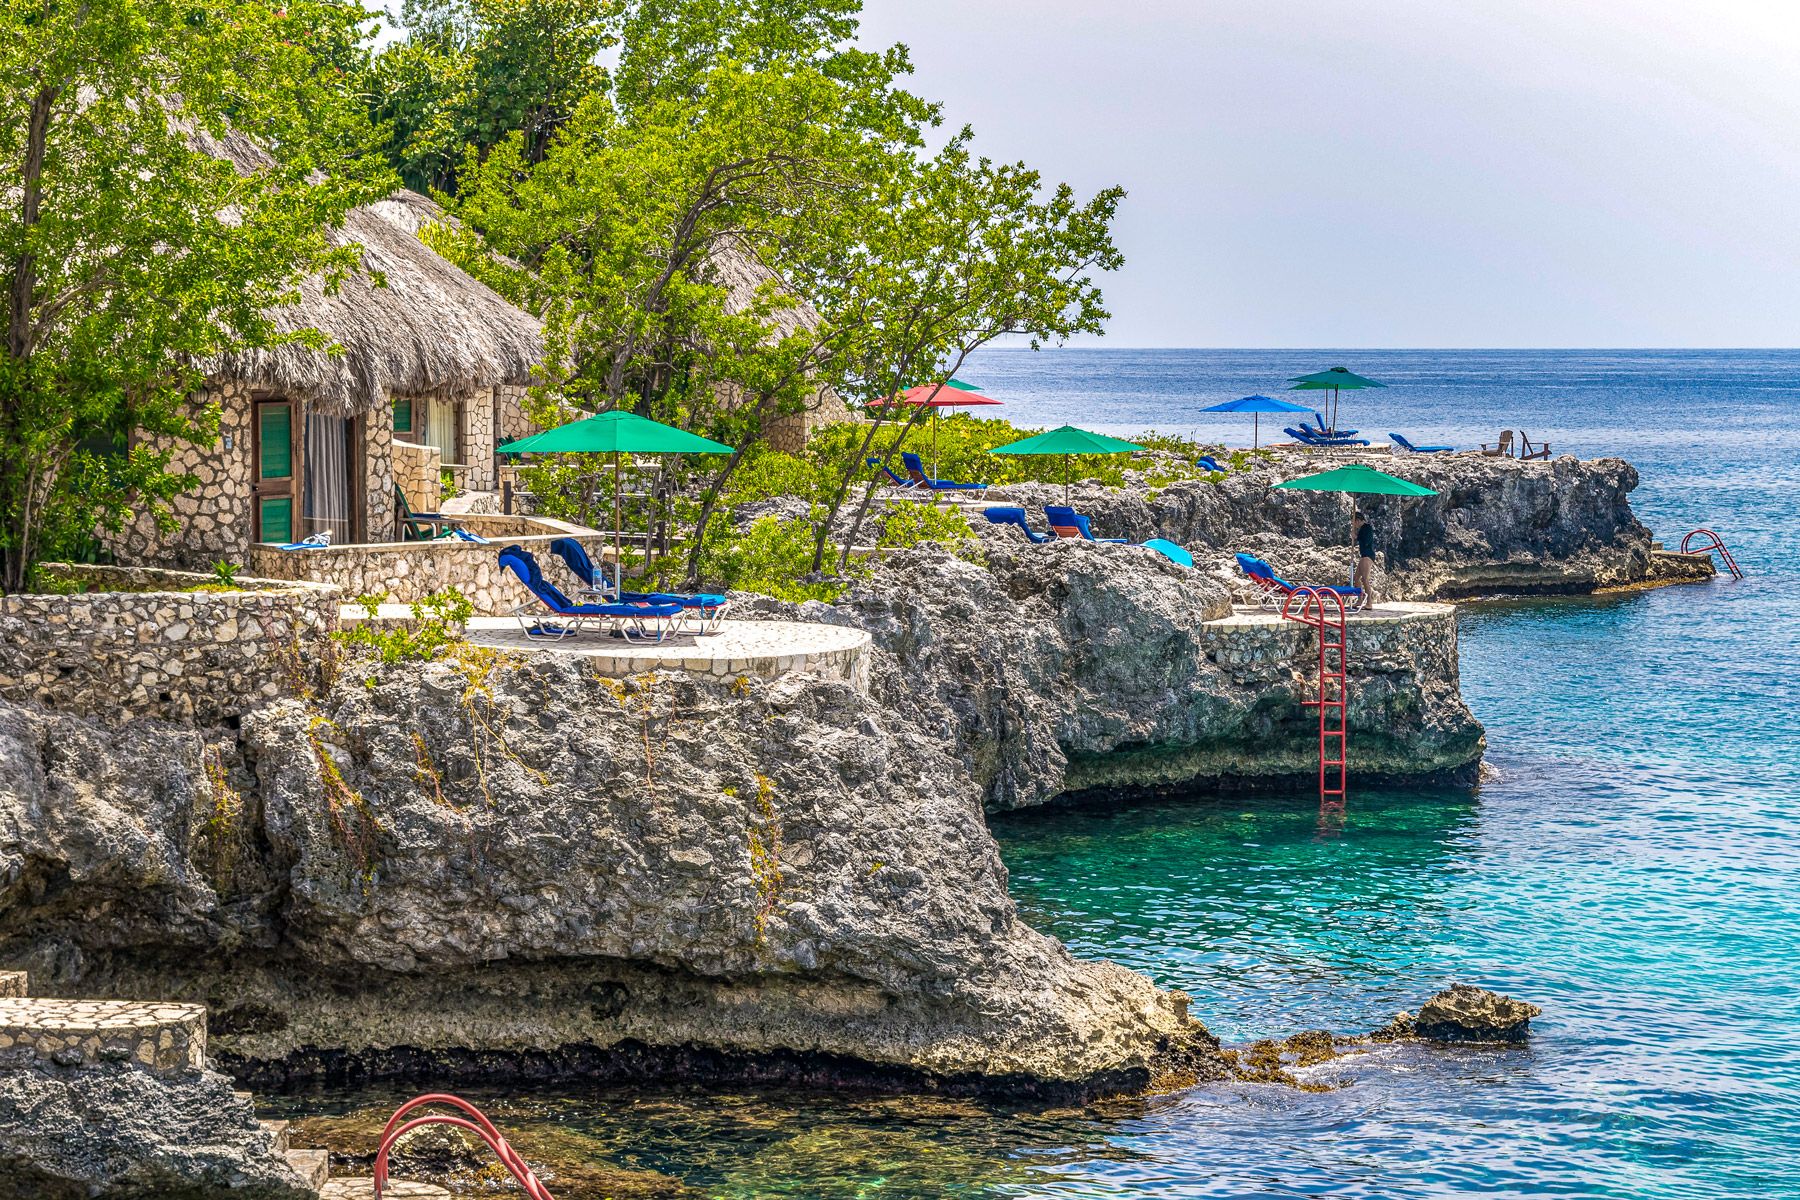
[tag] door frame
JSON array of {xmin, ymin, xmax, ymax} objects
[{"xmin": 251, "ymin": 392, "xmax": 296, "ymax": 545}]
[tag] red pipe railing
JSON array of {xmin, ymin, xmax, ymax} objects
[
  {"xmin": 372, "ymin": 1093, "xmax": 555, "ymax": 1200},
  {"xmin": 1679, "ymin": 528, "xmax": 1744, "ymax": 579}
]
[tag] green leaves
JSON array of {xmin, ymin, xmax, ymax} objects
[{"xmin": 0, "ymin": 0, "xmax": 393, "ymax": 588}]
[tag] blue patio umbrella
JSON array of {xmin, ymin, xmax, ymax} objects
[{"xmin": 1200, "ymin": 395, "xmax": 1313, "ymax": 449}]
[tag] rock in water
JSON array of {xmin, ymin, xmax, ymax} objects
[{"xmin": 1412, "ymin": 984, "xmax": 1542, "ymax": 1043}]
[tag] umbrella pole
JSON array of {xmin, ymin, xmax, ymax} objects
[
  {"xmin": 613, "ymin": 451, "xmax": 623, "ymax": 591},
  {"xmin": 1253, "ymin": 412, "xmax": 1259, "ymax": 450},
  {"xmin": 1065, "ymin": 454, "xmax": 1071, "ymax": 505}
]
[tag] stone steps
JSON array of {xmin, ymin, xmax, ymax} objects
[
  {"xmin": 260, "ymin": 1118, "xmax": 291, "ymax": 1154},
  {"xmin": 285, "ymin": 1148, "xmax": 332, "ymax": 1191},
  {"xmin": 0, "ymin": 997, "xmax": 207, "ymax": 1075},
  {"xmin": 319, "ymin": 1179, "xmax": 451, "ymax": 1199}
]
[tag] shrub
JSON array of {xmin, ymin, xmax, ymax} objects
[{"xmin": 335, "ymin": 588, "xmax": 474, "ymax": 664}]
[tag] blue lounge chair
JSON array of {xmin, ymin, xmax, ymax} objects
[
  {"xmin": 1142, "ymin": 538, "xmax": 1193, "ymax": 567},
  {"xmin": 498, "ymin": 544, "xmax": 684, "ymax": 642},
  {"xmin": 547, "ymin": 537, "xmax": 729, "ymax": 634},
  {"xmin": 1286, "ymin": 425, "xmax": 1371, "ymax": 448},
  {"xmin": 1196, "ymin": 455, "xmax": 1225, "ymax": 473},
  {"xmin": 1234, "ymin": 553, "xmax": 1363, "ymax": 612},
  {"xmin": 867, "ymin": 457, "xmax": 919, "ymax": 488},
  {"xmin": 983, "ymin": 506, "xmax": 1052, "ymax": 544},
  {"xmin": 1306, "ymin": 411, "xmax": 1359, "ymax": 437},
  {"xmin": 1044, "ymin": 505, "xmax": 1129, "ymax": 543},
  {"xmin": 1390, "ymin": 433, "xmax": 1453, "ymax": 454},
  {"xmin": 901, "ymin": 452, "xmax": 988, "ymax": 492}
]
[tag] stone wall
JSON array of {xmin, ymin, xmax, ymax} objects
[
  {"xmin": 362, "ymin": 416, "xmax": 396, "ymax": 544},
  {"xmin": 245, "ymin": 515, "xmax": 609, "ymax": 614},
  {"xmin": 392, "ymin": 439, "xmax": 443, "ymax": 518},
  {"xmin": 0, "ymin": 999, "xmax": 206, "ymax": 1076},
  {"xmin": 0, "ymin": 565, "xmax": 340, "ymax": 724},
  {"xmin": 107, "ymin": 382, "xmax": 256, "ymax": 568},
  {"xmin": 462, "ymin": 386, "xmax": 498, "ymax": 491}
]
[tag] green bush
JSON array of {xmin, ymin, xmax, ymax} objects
[{"xmin": 335, "ymin": 588, "xmax": 475, "ymax": 664}]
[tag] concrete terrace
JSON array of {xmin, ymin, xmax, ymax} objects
[{"xmin": 465, "ymin": 617, "xmax": 872, "ymax": 689}]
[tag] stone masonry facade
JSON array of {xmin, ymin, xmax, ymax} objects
[{"xmin": 0, "ymin": 565, "xmax": 341, "ymax": 724}]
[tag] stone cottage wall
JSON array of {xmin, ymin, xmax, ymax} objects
[
  {"xmin": 461, "ymin": 386, "xmax": 498, "ymax": 491},
  {"xmin": 0, "ymin": 566, "xmax": 340, "ymax": 724},
  {"xmin": 393, "ymin": 440, "xmax": 443, "ymax": 518},
  {"xmin": 363, "ymin": 416, "xmax": 397, "ymax": 544},
  {"xmin": 105, "ymin": 383, "xmax": 255, "ymax": 569}
]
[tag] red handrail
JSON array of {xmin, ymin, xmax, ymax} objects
[
  {"xmin": 372, "ymin": 1093, "xmax": 555, "ymax": 1200},
  {"xmin": 1679, "ymin": 528, "xmax": 1744, "ymax": 579},
  {"xmin": 1280, "ymin": 586, "xmax": 1350, "ymax": 805}
]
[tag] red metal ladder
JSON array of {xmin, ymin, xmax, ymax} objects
[
  {"xmin": 372, "ymin": 1094, "xmax": 555, "ymax": 1199},
  {"xmin": 1281, "ymin": 587, "xmax": 1349, "ymax": 805},
  {"xmin": 1680, "ymin": 528, "xmax": 1744, "ymax": 580}
]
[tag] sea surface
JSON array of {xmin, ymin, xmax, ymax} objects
[{"xmin": 280, "ymin": 350, "xmax": 1800, "ymax": 1198}]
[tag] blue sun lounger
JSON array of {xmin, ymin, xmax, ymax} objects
[
  {"xmin": 1043, "ymin": 505, "xmax": 1192, "ymax": 565},
  {"xmin": 867, "ymin": 457, "xmax": 920, "ymax": 488},
  {"xmin": 1306, "ymin": 411, "xmax": 1359, "ymax": 437},
  {"xmin": 499, "ymin": 545, "xmax": 684, "ymax": 642},
  {"xmin": 1390, "ymin": 433, "xmax": 1454, "ymax": 453},
  {"xmin": 1234, "ymin": 553, "xmax": 1363, "ymax": 612},
  {"xmin": 1286, "ymin": 425, "xmax": 1371, "ymax": 448},
  {"xmin": 1044, "ymin": 505, "xmax": 1129, "ymax": 543},
  {"xmin": 547, "ymin": 537, "xmax": 729, "ymax": 634},
  {"xmin": 901, "ymin": 452, "xmax": 988, "ymax": 492},
  {"xmin": 983, "ymin": 506, "xmax": 1053, "ymax": 544}
]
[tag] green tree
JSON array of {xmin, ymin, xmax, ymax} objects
[
  {"xmin": 368, "ymin": 0, "xmax": 615, "ymax": 193},
  {"xmin": 0, "ymin": 0, "xmax": 391, "ymax": 591},
  {"xmin": 799, "ymin": 137, "xmax": 1124, "ymax": 572}
]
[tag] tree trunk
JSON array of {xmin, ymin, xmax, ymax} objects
[{"xmin": 1, "ymin": 87, "xmax": 57, "ymax": 592}]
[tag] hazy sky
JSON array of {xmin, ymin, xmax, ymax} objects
[{"xmin": 857, "ymin": 0, "xmax": 1800, "ymax": 348}]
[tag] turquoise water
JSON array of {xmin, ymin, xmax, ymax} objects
[
  {"xmin": 983, "ymin": 347, "xmax": 1800, "ymax": 1197},
  {"xmin": 283, "ymin": 351, "xmax": 1800, "ymax": 1198}
]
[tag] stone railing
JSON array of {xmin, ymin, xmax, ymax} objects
[
  {"xmin": 0, "ymin": 565, "xmax": 340, "ymax": 723},
  {"xmin": 246, "ymin": 514, "xmax": 611, "ymax": 615}
]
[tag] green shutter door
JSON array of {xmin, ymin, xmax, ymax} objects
[{"xmin": 254, "ymin": 399, "xmax": 296, "ymax": 542}]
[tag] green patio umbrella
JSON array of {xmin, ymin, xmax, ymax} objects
[
  {"xmin": 499, "ymin": 410, "xmax": 733, "ymax": 578},
  {"xmin": 1274, "ymin": 463, "xmax": 1437, "ymax": 571},
  {"xmin": 989, "ymin": 425, "xmax": 1146, "ymax": 503},
  {"xmin": 1288, "ymin": 367, "xmax": 1386, "ymax": 438},
  {"xmin": 1271, "ymin": 462, "xmax": 1437, "ymax": 497}
]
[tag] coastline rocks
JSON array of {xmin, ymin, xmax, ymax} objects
[
  {"xmin": 745, "ymin": 540, "xmax": 1484, "ymax": 808},
  {"xmin": 983, "ymin": 450, "xmax": 1657, "ymax": 600},
  {"xmin": 1412, "ymin": 984, "xmax": 1543, "ymax": 1043},
  {"xmin": 0, "ymin": 1064, "xmax": 311, "ymax": 1199},
  {"xmin": 0, "ymin": 660, "xmax": 1224, "ymax": 1095}
]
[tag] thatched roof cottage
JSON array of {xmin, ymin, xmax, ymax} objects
[{"xmin": 111, "ymin": 166, "xmax": 546, "ymax": 567}]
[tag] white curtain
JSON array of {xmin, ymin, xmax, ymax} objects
[
  {"xmin": 421, "ymin": 396, "xmax": 460, "ymax": 463},
  {"xmin": 303, "ymin": 413, "xmax": 354, "ymax": 543}
]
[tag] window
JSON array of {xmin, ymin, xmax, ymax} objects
[{"xmin": 393, "ymin": 396, "xmax": 413, "ymax": 434}]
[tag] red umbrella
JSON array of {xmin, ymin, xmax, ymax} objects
[{"xmin": 871, "ymin": 379, "xmax": 1003, "ymax": 476}]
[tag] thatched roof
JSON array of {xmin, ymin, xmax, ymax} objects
[
  {"xmin": 198, "ymin": 130, "xmax": 544, "ymax": 415},
  {"xmin": 702, "ymin": 235, "xmax": 823, "ymax": 339}
]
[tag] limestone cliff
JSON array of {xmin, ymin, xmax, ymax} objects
[{"xmin": 0, "ymin": 542, "xmax": 1478, "ymax": 1094}]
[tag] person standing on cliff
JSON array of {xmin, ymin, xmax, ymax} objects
[{"xmin": 1353, "ymin": 510, "xmax": 1378, "ymax": 606}]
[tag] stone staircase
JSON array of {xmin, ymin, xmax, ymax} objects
[{"xmin": 1, "ymin": 969, "xmax": 444, "ymax": 1198}]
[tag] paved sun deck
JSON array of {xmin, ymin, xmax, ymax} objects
[
  {"xmin": 465, "ymin": 617, "xmax": 871, "ymax": 688},
  {"xmin": 1207, "ymin": 600, "xmax": 1453, "ymax": 627}
]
